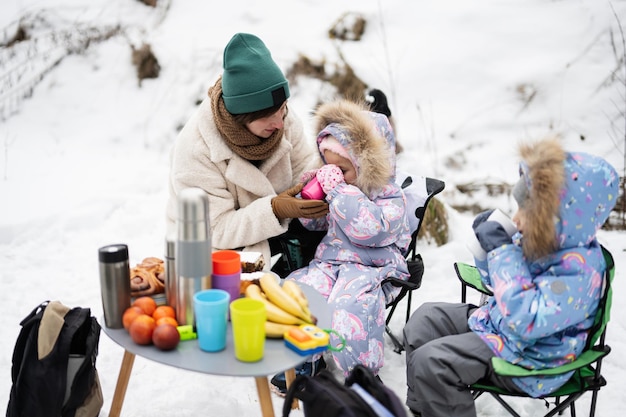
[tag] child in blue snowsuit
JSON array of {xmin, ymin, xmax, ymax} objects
[
  {"xmin": 403, "ymin": 137, "xmax": 619, "ymax": 417},
  {"xmin": 271, "ymin": 99, "xmax": 411, "ymax": 393}
]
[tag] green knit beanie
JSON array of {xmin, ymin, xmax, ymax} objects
[{"xmin": 221, "ymin": 33, "xmax": 290, "ymax": 115}]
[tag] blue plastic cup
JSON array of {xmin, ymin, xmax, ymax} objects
[{"xmin": 193, "ymin": 289, "xmax": 230, "ymax": 352}]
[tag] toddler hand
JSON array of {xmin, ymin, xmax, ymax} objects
[
  {"xmin": 474, "ymin": 221, "xmax": 512, "ymax": 253},
  {"xmin": 316, "ymin": 164, "xmax": 345, "ymax": 194},
  {"xmin": 472, "ymin": 209, "xmax": 495, "ymax": 230},
  {"xmin": 299, "ymin": 169, "xmax": 319, "ymax": 184}
]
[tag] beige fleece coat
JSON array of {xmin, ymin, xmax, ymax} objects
[{"xmin": 166, "ymin": 98, "xmax": 321, "ymax": 266}]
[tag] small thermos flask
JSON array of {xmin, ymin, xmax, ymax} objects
[
  {"xmin": 165, "ymin": 234, "xmax": 177, "ymax": 313},
  {"xmin": 98, "ymin": 244, "xmax": 131, "ymax": 328},
  {"xmin": 176, "ymin": 187, "xmax": 212, "ymax": 326}
]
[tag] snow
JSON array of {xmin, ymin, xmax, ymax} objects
[{"xmin": 1, "ymin": 0, "xmax": 625, "ymax": 416}]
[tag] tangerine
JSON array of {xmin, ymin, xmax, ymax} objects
[
  {"xmin": 152, "ymin": 305, "xmax": 176, "ymax": 322},
  {"xmin": 122, "ymin": 306, "xmax": 144, "ymax": 331},
  {"xmin": 156, "ymin": 316, "xmax": 178, "ymax": 327},
  {"xmin": 152, "ymin": 323, "xmax": 180, "ymax": 351},
  {"xmin": 128, "ymin": 314, "xmax": 156, "ymax": 345},
  {"xmin": 132, "ymin": 296, "xmax": 157, "ymax": 316}
]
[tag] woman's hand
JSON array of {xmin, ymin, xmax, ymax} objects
[{"xmin": 271, "ymin": 184, "xmax": 329, "ymax": 220}]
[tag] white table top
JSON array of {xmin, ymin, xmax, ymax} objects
[{"xmin": 103, "ymin": 283, "xmax": 331, "ymax": 377}]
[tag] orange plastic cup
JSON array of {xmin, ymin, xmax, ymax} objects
[{"xmin": 212, "ymin": 250, "xmax": 241, "ymax": 275}]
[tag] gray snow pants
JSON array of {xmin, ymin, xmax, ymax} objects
[{"xmin": 403, "ymin": 302, "xmax": 524, "ymax": 417}]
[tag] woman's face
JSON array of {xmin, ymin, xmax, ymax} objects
[
  {"xmin": 324, "ymin": 149, "xmax": 356, "ymax": 184},
  {"xmin": 245, "ymin": 103, "xmax": 288, "ymax": 138},
  {"xmin": 512, "ymin": 209, "xmax": 525, "ymax": 234}
]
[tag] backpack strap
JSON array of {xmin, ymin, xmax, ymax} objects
[
  {"xmin": 282, "ymin": 374, "xmax": 312, "ymax": 417},
  {"xmin": 19, "ymin": 301, "xmax": 49, "ymax": 325},
  {"xmin": 282, "ymin": 370, "xmax": 380, "ymax": 417},
  {"xmin": 62, "ymin": 311, "xmax": 102, "ymax": 415},
  {"xmin": 345, "ymin": 365, "xmax": 382, "ymax": 400},
  {"xmin": 345, "ymin": 365, "xmax": 407, "ymax": 417},
  {"xmin": 10, "ymin": 301, "xmax": 49, "ymax": 384}
]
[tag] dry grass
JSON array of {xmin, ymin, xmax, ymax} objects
[
  {"xmin": 131, "ymin": 43, "xmax": 160, "ymax": 86},
  {"xmin": 456, "ymin": 181, "xmax": 510, "ymax": 198},
  {"xmin": 328, "ymin": 12, "xmax": 367, "ymax": 41},
  {"xmin": 286, "ymin": 53, "xmax": 368, "ymax": 103},
  {"xmin": 3, "ymin": 24, "xmax": 28, "ymax": 47},
  {"xmin": 418, "ymin": 198, "xmax": 449, "ymax": 246},
  {"xmin": 285, "ymin": 11, "xmax": 369, "ymax": 103},
  {"xmin": 137, "ymin": 0, "xmax": 157, "ymax": 6}
]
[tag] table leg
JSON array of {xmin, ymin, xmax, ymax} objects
[
  {"xmin": 285, "ymin": 368, "xmax": 299, "ymax": 410},
  {"xmin": 109, "ymin": 350, "xmax": 136, "ymax": 417},
  {"xmin": 254, "ymin": 376, "xmax": 275, "ymax": 417}
]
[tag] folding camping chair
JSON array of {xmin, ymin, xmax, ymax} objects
[
  {"xmin": 382, "ymin": 175, "xmax": 445, "ymax": 353},
  {"xmin": 454, "ymin": 245, "xmax": 615, "ymax": 417},
  {"xmin": 274, "ymin": 175, "xmax": 445, "ymax": 354}
]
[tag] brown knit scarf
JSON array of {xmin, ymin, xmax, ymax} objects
[{"xmin": 208, "ymin": 77, "xmax": 283, "ymax": 161}]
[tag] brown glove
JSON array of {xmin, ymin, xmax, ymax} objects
[{"xmin": 271, "ymin": 183, "xmax": 329, "ymax": 220}]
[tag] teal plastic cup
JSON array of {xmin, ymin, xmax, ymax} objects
[{"xmin": 193, "ymin": 289, "xmax": 230, "ymax": 352}]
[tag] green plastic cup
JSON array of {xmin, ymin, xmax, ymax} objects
[{"xmin": 229, "ymin": 298, "xmax": 266, "ymax": 362}]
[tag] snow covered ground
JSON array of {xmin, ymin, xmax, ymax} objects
[{"xmin": 1, "ymin": 1, "xmax": 625, "ymax": 415}]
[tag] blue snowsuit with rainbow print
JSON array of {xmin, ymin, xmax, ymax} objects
[{"xmin": 468, "ymin": 150, "xmax": 619, "ymax": 397}]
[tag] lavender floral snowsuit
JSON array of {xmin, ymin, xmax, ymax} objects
[{"xmin": 286, "ymin": 101, "xmax": 411, "ymax": 376}]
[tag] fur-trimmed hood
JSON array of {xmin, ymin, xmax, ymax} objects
[
  {"xmin": 314, "ymin": 99, "xmax": 394, "ymax": 196},
  {"xmin": 517, "ymin": 137, "xmax": 619, "ymax": 260}
]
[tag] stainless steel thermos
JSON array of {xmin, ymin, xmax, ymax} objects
[
  {"xmin": 175, "ymin": 187, "xmax": 212, "ymax": 326},
  {"xmin": 165, "ymin": 234, "xmax": 177, "ymax": 312},
  {"xmin": 98, "ymin": 243, "xmax": 131, "ymax": 328}
]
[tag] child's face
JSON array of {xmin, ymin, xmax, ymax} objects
[{"xmin": 324, "ymin": 150, "xmax": 356, "ymax": 184}]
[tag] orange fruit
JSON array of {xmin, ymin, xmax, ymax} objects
[
  {"xmin": 122, "ymin": 306, "xmax": 144, "ymax": 331},
  {"xmin": 128, "ymin": 314, "xmax": 156, "ymax": 345},
  {"xmin": 152, "ymin": 323, "xmax": 180, "ymax": 351},
  {"xmin": 156, "ymin": 316, "xmax": 178, "ymax": 327},
  {"xmin": 152, "ymin": 305, "xmax": 176, "ymax": 322},
  {"xmin": 132, "ymin": 296, "xmax": 157, "ymax": 316}
]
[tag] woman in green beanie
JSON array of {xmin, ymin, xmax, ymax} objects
[{"xmin": 166, "ymin": 33, "xmax": 328, "ymax": 269}]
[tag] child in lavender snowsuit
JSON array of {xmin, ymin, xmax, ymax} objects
[
  {"xmin": 288, "ymin": 99, "xmax": 411, "ymax": 377},
  {"xmin": 403, "ymin": 137, "xmax": 619, "ymax": 417}
]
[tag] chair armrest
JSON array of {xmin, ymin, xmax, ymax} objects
[
  {"xmin": 382, "ymin": 256, "xmax": 424, "ymax": 291},
  {"xmin": 491, "ymin": 347, "xmax": 611, "ymax": 377},
  {"xmin": 381, "ymin": 276, "xmax": 420, "ymax": 291},
  {"xmin": 454, "ymin": 262, "xmax": 493, "ymax": 296}
]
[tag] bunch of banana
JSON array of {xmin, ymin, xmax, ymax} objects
[{"xmin": 244, "ymin": 274, "xmax": 316, "ymax": 338}]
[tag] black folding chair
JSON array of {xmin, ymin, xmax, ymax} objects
[
  {"xmin": 273, "ymin": 176, "xmax": 446, "ymax": 354},
  {"xmin": 382, "ymin": 176, "xmax": 445, "ymax": 353}
]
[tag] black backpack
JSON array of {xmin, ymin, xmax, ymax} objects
[
  {"xmin": 282, "ymin": 364, "xmax": 408, "ymax": 417},
  {"xmin": 6, "ymin": 301, "xmax": 103, "ymax": 417}
]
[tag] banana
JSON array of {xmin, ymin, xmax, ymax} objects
[
  {"xmin": 281, "ymin": 280, "xmax": 311, "ymax": 319},
  {"xmin": 245, "ymin": 284, "xmax": 307, "ymax": 325},
  {"xmin": 259, "ymin": 273, "xmax": 313, "ymax": 323},
  {"xmin": 264, "ymin": 321, "xmax": 299, "ymax": 339}
]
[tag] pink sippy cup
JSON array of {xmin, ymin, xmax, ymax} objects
[{"xmin": 301, "ymin": 177, "xmax": 326, "ymax": 200}]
